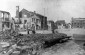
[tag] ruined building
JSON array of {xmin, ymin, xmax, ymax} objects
[
  {"xmin": 15, "ymin": 6, "xmax": 48, "ymax": 30},
  {"xmin": 0, "ymin": 11, "xmax": 11, "ymax": 31}
]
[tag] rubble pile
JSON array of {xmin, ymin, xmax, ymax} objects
[
  {"xmin": 0, "ymin": 30, "xmax": 70, "ymax": 55},
  {"xmin": 0, "ymin": 30, "xmax": 44, "ymax": 55}
]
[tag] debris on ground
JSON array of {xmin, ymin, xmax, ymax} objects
[
  {"xmin": 0, "ymin": 30, "xmax": 49, "ymax": 55},
  {"xmin": 0, "ymin": 30, "xmax": 84, "ymax": 55},
  {"xmin": 41, "ymin": 41, "xmax": 85, "ymax": 55}
]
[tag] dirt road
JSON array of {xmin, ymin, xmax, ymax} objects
[{"xmin": 41, "ymin": 40, "xmax": 85, "ymax": 55}]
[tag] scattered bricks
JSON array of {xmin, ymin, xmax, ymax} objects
[
  {"xmin": 0, "ymin": 29, "xmax": 70, "ymax": 55},
  {"xmin": 11, "ymin": 51, "xmax": 20, "ymax": 55}
]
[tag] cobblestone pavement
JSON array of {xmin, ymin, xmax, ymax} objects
[{"xmin": 41, "ymin": 40, "xmax": 85, "ymax": 55}]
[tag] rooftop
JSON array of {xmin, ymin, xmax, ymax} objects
[
  {"xmin": 20, "ymin": 8, "xmax": 47, "ymax": 18},
  {"xmin": 72, "ymin": 18, "xmax": 85, "ymax": 20},
  {"xmin": 0, "ymin": 10, "xmax": 10, "ymax": 14}
]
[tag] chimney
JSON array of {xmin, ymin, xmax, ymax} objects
[
  {"xmin": 34, "ymin": 11, "xmax": 36, "ymax": 13},
  {"xmin": 16, "ymin": 6, "xmax": 19, "ymax": 18}
]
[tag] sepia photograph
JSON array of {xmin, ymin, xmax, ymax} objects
[{"xmin": 0, "ymin": 0, "xmax": 85, "ymax": 55}]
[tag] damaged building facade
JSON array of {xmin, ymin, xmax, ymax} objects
[
  {"xmin": 19, "ymin": 9, "xmax": 41, "ymax": 30},
  {"xmin": 71, "ymin": 18, "xmax": 85, "ymax": 28},
  {"xmin": 16, "ymin": 6, "xmax": 48, "ymax": 31},
  {"xmin": 0, "ymin": 11, "xmax": 11, "ymax": 31}
]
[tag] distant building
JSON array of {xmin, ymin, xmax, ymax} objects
[
  {"xmin": 65, "ymin": 23, "xmax": 71, "ymax": 29},
  {"xmin": 55, "ymin": 20, "xmax": 65, "ymax": 26},
  {"xmin": 0, "ymin": 10, "xmax": 11, "ymax": 31},
  {"xmin": 71, "ymin": 18, "xmax": 85, "ymax": 28},
  {"xmin": 55, "ymin": 20, "xmax": 66, "ymax": 29},
  {"xmin": 47, "ymin": 20, "xmax": 55, "ymax": 30}
]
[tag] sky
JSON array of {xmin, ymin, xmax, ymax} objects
[{"xmin": 0, "ymin": 0, "xmax": 85, "ymax": 23}]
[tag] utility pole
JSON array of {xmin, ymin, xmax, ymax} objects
[
  {"xmin": 43, "ymin": 8, "xmax": 45, "ymax": 30},
  {"xmin": 44, "ymin": 8, "xmax": 45, "ymax": 16}
]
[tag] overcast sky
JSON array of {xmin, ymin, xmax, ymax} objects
[{"xmin": 0, "ymin": 0, "xmax": 85, "ymax": 23}]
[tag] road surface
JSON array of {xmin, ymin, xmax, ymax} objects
[{"xmin": 41, "ymin": 40, "xmax": 85, "ymax": 55}]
